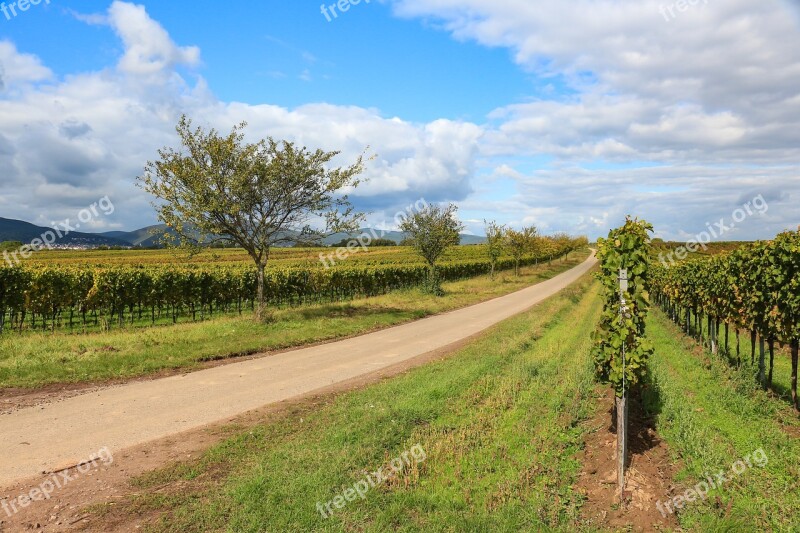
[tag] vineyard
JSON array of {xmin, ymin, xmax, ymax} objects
[
  {"xmin": 650, "ymin": 229, "xmax": 800, "ymax": 411},
  {"xmin": 0, "ymin": 239, "xmax": 586, "ymax": 333}
]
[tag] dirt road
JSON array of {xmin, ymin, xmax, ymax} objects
[{"xmin": 0, "ymin": 253, "xmax": 596, "ymax": 487}]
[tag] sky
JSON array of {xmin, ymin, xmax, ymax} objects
[{"xmin": 0, "ymin": 0, "xmax": 799, "ymax": 240}]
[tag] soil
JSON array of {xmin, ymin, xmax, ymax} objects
[{"xmin": 576, "ymin": 388, "xmax": 682, "ymax": 532}]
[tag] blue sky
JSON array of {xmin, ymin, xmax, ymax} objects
[
  {"xmin": 1, "ymin": 0, "xmax": 798, "ymax": 240},
  {"xmin": 2, "ymin": 1, "xmax": 535, "ymax": 122}
]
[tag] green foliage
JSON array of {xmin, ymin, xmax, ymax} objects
[
  {"xmin": 484, "ymin": 220, "xmax": 506, "ymax": 279},
  {"xmin": 0, "ymin": 240, "xmax": 585, "ymax": 334},
  {"xmin": 0, "ymin": 241, "xmax": 23, "ymax": 252},
  {"xmin": 399, "ymin": 203, "xmax": 464, "ymax": 294},
  {"xmin": 137, "ymin": 115, "xmax": 367, "ymax": 320},
  {"xmin": 369, "ymin": 238, "xmax": 398, "ymax": 247},
  {"xmin": 650, "ymin": 229, "xmax": 800, "ymax": 407},
  {"xmin": 650, "ymin": 229, "xmax": 800, "ymax": 342},
  {"xmin": 591, "ymin": 216, "xmax": 654, "ymax": 397},
  {"xmin": 331, "ymin": 237, "xmax": 396, "ymax": 248},
  {"xmin": 505, "ymin": 226, "xmax": 538, "ymax": 276}
]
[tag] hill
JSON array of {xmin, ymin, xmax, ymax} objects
[
  {"xmin": 1, "ymin": 218, "xmax": 487, "ymax": 249},
  {"xmin": 0, "ymin": 218, "xmax": 130, "ymax": 249}
]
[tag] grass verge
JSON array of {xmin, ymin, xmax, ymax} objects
[
  {"xmin": 0, "ymin": 252, "xmax": 589, "ymax": 389},
  {"xmin": 93, "ymin": 270, "xmax": 602, "ymax": 532},
  {"xmin": 646, "ymin": 308, "xmax": 800, "ymax": 532}
]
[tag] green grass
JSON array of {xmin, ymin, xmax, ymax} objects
[
  {"xmin": 646, "ymin": 309, "xmax": 800, "ymax": 532},
  {"xmin": 0, "ymin": 252, "xmax": 589, "ymax": 389},
  {"xmin": 96, "ymin": 271, "xmax": 603, "ymax": 532}
]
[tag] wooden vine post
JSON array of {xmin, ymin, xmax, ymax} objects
[
  {"xmin": 617, "ymin": 268, "xmax": 629, "ymax": 498},
  {"xmin": 591, "ymin": 217, "xmax": 654, "ymax": 501}
]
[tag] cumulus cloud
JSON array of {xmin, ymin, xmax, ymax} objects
[
  {"xmin": 0, "ymin": 0, "xmax": 798, "ymax": 240},
  {"xmin": 390, "ymin": 0, "xmax": 800, "ymax": 237},
  {"xmin": 108, "ymin": 1, "xmax": 201, "ymax": 78},
  {"xmin": 0, "ymin": 41, "xmax": 52, "ymax": 91},
  {"xmin": 0, "ymin": 2, "xmax": 484, "ymax": 231}
]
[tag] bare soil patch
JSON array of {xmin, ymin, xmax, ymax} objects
[{"xmin": 576, "ymin": 387, "xmax": 681, "ymax": 532}]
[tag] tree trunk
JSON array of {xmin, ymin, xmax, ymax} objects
[
  {"xmin": 710, "ymin": 316, "xmax": 717, "ymax": 354},
  {"xmin": 791, "ymin": 339, "xmax": 799, "ymax": 412},
  {"xmin": 758, "ymin": 336, "xmax": 766, "ymax": 389},
  {"xmin": 724, "ymin": 323, "xmax": 729, "ymax": 356},
  {"xmin": 256, "ymin": 263, "xmax": 266, "ymax": 321},
  {"xmin": 616, "ymin": 393, "xmax": 628, "ymax": 501},
  {"xmin": 736, "ymin": 329, "xmax": 741, "ymax": 367},
  {"xmin": 768, "ymin": 338, "xmax": 775, "ymax": 388},
  {"xmin": 751, "ymin": 330, "xmax": 757, "ymax": 365}
]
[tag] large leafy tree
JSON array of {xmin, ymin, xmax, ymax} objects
[
  {"xmin": 399, "ymin": 203, "xmax": 464, "ymax": 295},
  {"xmin": 137, "ymin": 116, "xmax": 367, "ymax": 321}
]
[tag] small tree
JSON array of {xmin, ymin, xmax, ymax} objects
[
  {"xmin": 505, "ymin": 226, "xmax": 538, "ymax": 276},
  {"xmin": 484, "ymin": 220, "xmax": 506, "ymax": 280},
  {"xmin": 137, "ymin": 115, "xmax": 367, "ymax": 321},
  {"xmin": 399, "ymin": 203, "xmax": 464, "ymax": 295}
]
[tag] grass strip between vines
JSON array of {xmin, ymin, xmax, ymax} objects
[{"xmin": 645, "ymin": 308, "xmax": 800, "ymax": 532}]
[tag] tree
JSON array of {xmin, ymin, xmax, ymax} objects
[
  {"xmin": 505, "ymin": 226, "xmax": 538, "ymax": 276},
  {"xmin": 484, "ymin": 220, "xmax": 506, "ymax": 280},
  {"xmin": 137, "ymin": 115, "xmax": 367, "ymax": 321},
  {"xmin": 370, "ymin": 238, "xmax": 398, "ymax": 247},
  {"xmin": 0, "ymin": 241, "xmax": 23, "ymax": 252},
  {"xmin": 331, "ymin": 237, "xmax": 396, "ymax": 248},
  {"xmin": 398, "ymin": 203, "xmax": 464, "ymax": 295}
]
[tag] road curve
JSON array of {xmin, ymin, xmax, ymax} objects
[{"xmin": 0, "ymin": 252, "xmax": 596, "ymax": 486}]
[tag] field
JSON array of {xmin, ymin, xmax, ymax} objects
[
  {"xmin": 2, "ymin": 236, "xmax": 799, "ymax": 533},
  {"xmin": 4, "ymin": 2, "xmax": 797, "ymax": 531},
  {"xmin": 0, "ymin": 241, "xmax": 581, "ymax": 334},
  {"xmin": 0, "ymin": 251, "xmax": 588, "ymax": 389},
  {"xmin": 75, "ymin": 268, "xmax": 800, "ymax": 532}
]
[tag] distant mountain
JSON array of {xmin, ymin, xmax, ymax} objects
[
  {"xmin": 0, "ymin": 217, "xmax": 130, "ymax": 248},
  {"xmin": 98, "ymin": 224, "xmax": 173, "ymax": 248},
  {"xmin": 0, "ymin": 217, "xmax": 487, "ymax": 250}
]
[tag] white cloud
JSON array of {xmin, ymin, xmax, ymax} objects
[
  {"xmin": 0, "ymin": 2, "xmax": 484, "ymax": 231},
  {"xmin": 0, "ymin": 41, "xmax": 52, "ymax": 90},
  {"xmin": 389, "ymin": 0, "xmax": 800, "ymax": 237},
  {"xmin": 1, "ymin": 0, "xmax": 798, "ymax": 240},
  {"xmin": 108, "ymin": 1, "xmax": 201, "ymax": 78}
]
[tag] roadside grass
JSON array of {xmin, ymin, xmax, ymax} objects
[
  {"xmin": 646, "ymin": 309, "xmax": 800, "ymax": 532},
  {"xmin": 0, "ymin": 252, "xmax": 589, "ymax": 389},
  {"xmin": 96, "ymin": 272, "xmax": 602, "ymax": 532}
]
